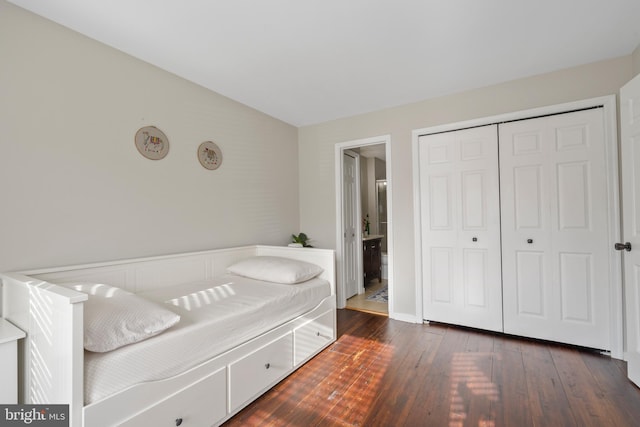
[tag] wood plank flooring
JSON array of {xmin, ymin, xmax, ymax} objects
[{"xmin": 223, "ymin": 309, "xmax": 640, "ymax": 427}]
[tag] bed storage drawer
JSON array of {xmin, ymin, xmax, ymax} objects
[
  {"xmin": 119, "ymin": 367, "xmax": 227, "ymax": 427},
  {"xmin": 228, "ymin": 332, "xmax": 293, "ymax": 412},
  {"xmin": 294, "ymin": 309, "xmax": 335, "ymax": 365}
]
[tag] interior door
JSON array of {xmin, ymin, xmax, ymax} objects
[
  {"xmin": 343, "ymin": 151, "xmax": 360, "ymax": 299},
  {"xmin": 499, "ymin": 108, "xmax": 612, "ymax": 350},
  {"xmin": 419, "ymin": 125, "xmax": 503, "ymax": 332},
  {"xmin": 621, "ymin": 73, "xmax": 640, "ymax": 386}
]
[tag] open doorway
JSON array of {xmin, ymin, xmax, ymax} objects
[{"xmin": 335, "ymin": 135, "xmax": 393, "ymax": 317}]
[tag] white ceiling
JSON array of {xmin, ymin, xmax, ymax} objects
[{"xmin": 9, "ymin": 0, "xmax": 640, "ymax": 127}]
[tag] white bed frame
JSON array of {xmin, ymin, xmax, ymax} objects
[{"xmin": 0, "ymin": 245, "xmax": 336, "ymax": 427}]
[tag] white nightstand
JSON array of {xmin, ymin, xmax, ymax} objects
[{"xmin": 0, "ymin": 318, "xmax": 25, "ymax": 404}]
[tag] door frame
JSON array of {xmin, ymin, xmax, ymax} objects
[
  {"xmin": 335, "ymin": 135, "xmax": 394, "ymax": 316},
  {"xmin": 412, "ymin": 95, "xmax": 622, "ymax": 358}
]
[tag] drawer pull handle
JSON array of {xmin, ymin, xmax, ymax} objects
[
  {"xmin": 176, "ymin": 418, "xmax": 183, "ymax": 426},
  {"xmin": 316, "ymin": 331, "xmax": 320, "ymax": 336},
  {"xmin": 472, "ymin": 237, "xmax": 477, "ymax": 242},
  {"xmin": 265, "ymin": 363, "xmax": 271, "ymax": 369},
  {"xmin": 527, "ymin": 239, "xmax": 533, "ymax": 244}
]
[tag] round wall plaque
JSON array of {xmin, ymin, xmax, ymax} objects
[
  {"xmin": 198, "ymin": 141, "xmax": 223, "ymax": 170},
  {"xmin": 135, "ymin": 126, "xmax": 169, "ymax": 160}
]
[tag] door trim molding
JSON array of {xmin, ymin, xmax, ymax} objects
[
  {"xmin": 412, "ymin": 95, "xmax": 622, "ymax": 358},
  {"xmin": 335, "ymin": 135, "xmax": 394, "ymax": 317}
]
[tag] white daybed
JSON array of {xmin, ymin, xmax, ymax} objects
[{"xmin": 0, "ymin": 245, "xmax": 336, "ymax": 427}]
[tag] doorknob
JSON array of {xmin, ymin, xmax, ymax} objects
[{"xmin": 614, "ymin": 242, "xmax": 632, "ymax": 252}]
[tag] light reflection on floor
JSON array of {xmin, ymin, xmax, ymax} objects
[
  {"xmin": 449, "ymin": 352, "xmax": 500, "ymax": 427},
  {"xmin": 225, "ymin": 323, "xmax": 503, "ymax": 426},
  {"xmin": 232, "ymin": 333, "xmax": 393, "ymax": 426}
]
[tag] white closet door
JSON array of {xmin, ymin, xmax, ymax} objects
[
  {"xmin": 419, "ymin": 125, "xmax": 503, "ymax": 332},
  {"xmin": 499, "ymin": 108, "xmax": 611, "ymax": 350}
]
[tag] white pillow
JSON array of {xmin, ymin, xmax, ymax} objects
[
  {"xmin": 62, "ymin": 283, "xmax": 180, "ymax": 352},
  {"xmin": 227, "ymin": 256, "xmax": 323, "ymax": 284}
]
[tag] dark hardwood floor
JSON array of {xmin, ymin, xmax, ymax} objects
[{"xmin": 223, "ymin": 309, "xmax": 640, "ymax": 426}]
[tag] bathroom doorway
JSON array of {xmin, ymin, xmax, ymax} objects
[{"xmin": 335, "ymin": 136, "xmax": 392, "ymax": 317}]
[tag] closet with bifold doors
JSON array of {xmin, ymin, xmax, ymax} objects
[
  {"xmin": 416, "ymin": 102, "xmax": 619, "ymax": 352},
  {"xmin": 417, "ymin": 124, "xmax": 503, "ymax": 333}
]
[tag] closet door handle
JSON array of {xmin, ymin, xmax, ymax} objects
[{"xmin": 615, "ymin": 242, "xmax": 632, "ymax": 252}]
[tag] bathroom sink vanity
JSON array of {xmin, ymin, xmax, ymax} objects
[{"xmin": 362, "ymin": 235, "xmax": 382, "ymax": 286}]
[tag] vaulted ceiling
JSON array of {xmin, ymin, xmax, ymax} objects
[{"xmin": 9, "ymin": 0, "xmax": 640, "ymax": 126}]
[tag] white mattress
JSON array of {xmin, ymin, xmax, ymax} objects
[{"xmin": 83, "ymin": 274, "xmax": 331, "ymax": 404}]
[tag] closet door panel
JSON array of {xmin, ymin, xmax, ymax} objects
[
  {"xmin": 429, "ymin": 174, "xmax": 453, "ymax": 230},
  {"xmin": 557, "ymin": 162, "xmax": 590, "ymax": 230},
  {"xmin": 513, "ymin": 165, "xmax": 544, "ymax": 229},
  {"xmin": 419, "ymin": 125, "xmax": 502, "ymax": 332},
  {"xmin": 463, "ymin": 248, "xmax": 488, "ymax": 307},
  {"xmin": 500, "ymin": 108, "xmax": 611, "ymax": 350},
  {"xmin": 515, "ymin": 251, "xmax": 546, "ymax": 317},
  {"xmin": 431, "ymin": 247, "xmax": 454, "ymax": 303},
  {"xmin": 559, "ymin": 252, "xmax": 593, "ymax": 322},
  {"xmin": 462, "ymin": 171, "xmax": 486, "ymax": 229}
]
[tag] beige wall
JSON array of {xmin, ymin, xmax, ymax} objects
[
  {"xmin": 0, "ymin": 1, "xmax": 299, "ymax": 272},
  {"xmin": 3, "ymin": 0, "xmax": 637, "ymax": 318},
  {"xmin": 299, "ymin": 55, "xmax": 634, "ymax": 320}
]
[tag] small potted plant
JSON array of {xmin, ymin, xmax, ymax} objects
[{"xmin": 290, "ymin": 232, "xmax": 313, "ymax": 247}]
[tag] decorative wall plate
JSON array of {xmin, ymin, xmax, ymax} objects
[
  {"xmin": 198, "ymin": 141, "xmax": 223, "ymax": 170},
  {"xmin": 135, "ymin": 126, "xmax": 169, "ymax": 160}
]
